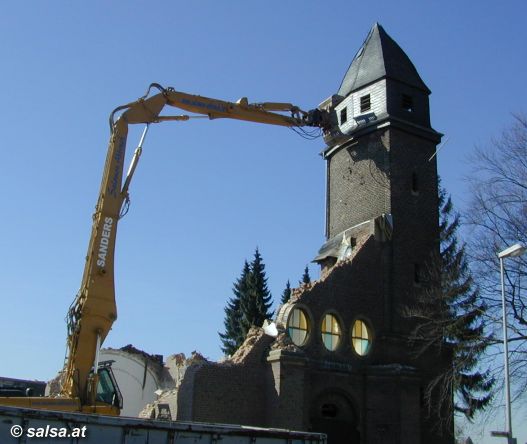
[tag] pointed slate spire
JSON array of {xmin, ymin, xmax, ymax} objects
[{"xmin": 337, "ymin": 23, "xmax": 430, "ymax": 97}]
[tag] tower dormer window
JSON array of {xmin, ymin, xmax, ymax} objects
[
  {"xmin": 340, "ymin": 107, "xmax": 348, "ymax": 124},
  {"xmin": 355, "ymin": 46, "xmax": 364, "ymax": 58},
  {"xmin": 360, "ymin": 94, "xmax": 371, "ymax": 113},
  {"xmin": 402, "ymin": 94, "xmax": 414, "ymax": 112}
]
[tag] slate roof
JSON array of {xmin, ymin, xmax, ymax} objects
[{"xmin": 337, "ymin": 23, "xmax": 430, "ymax": 97}]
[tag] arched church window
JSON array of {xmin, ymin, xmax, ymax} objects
[
  {"xmin": 351, "ymin": 319, "xmax": 372, "ymax": 356},
  {"xmin": 287, "ymin": 307, "xmax": 309, "ymax": 346},
  {"xmin": 321, "ymin": 313, "xmax": 341, "ymax": 351}
]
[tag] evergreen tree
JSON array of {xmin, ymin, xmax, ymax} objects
[
  {"xmin": 219, "ymin": 249, "xmax": 274, "ymax": 355},
  {"xmin": 239, "ymin": 248, "xmax": 273, "ymax": 338},
  {"xmin": 219, "ymin": 261, "xmax": 250, "ymax": 355},
  {"xmin": 300, "ymin": 266, "xmax": 311, "ymax": 285},
  {"xmin": 406, "ymin": 187, "xmax": 494, "ymax": 420},
  {"xmin": 438, "ymin": 191, "xmax": 494, "ymax": 418},
  {"xmin": 281, "ymin": 280, "xmax": 292, "ymax": 304}
]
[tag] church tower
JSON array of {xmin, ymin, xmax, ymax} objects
[{"xmin": 317, "ymin": 23, "xmax": 442, "ymax": 333}]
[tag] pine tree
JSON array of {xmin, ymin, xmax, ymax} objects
[
  {"xmin": 281, "ymin": 280, "xmax": 292, "ymax": 304},
  {"xmin": 438, "ymin": 190, "xmax": 494, "ymax": 418},
  {"xmin": 219, "ymin": 261, "xmax": 250, "ymax": 355},
  {"xmin": 300, "ymin": 266, "xmax": 311, "ymax": 285},
  {"xmin": 219, "ymin": 249, "xmax": 274, "ymax": 355},
  {"xmin": 239, "ymin": 248, "xmax": 273, "ymax": 338},
  {"xmin": 406, "ymin": 187, "xmax": 494, "ymax": 420}
]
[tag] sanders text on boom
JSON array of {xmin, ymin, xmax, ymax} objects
[{"xmin": 97, "ymin": 217, "xmax": 113, "ymax": 267}]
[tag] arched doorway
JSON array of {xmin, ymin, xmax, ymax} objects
[{"xmin": 310, "ymin": 390, "xmax": 360, "ymax": 444}]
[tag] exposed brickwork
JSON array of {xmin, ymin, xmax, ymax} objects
[
  {"xmin": 327, "ymin": 131, "xmax": 391, "ymax": 236},
  {"xmin": 388, "ymin": 127, "xmax": 439, "ymax": 333},
  {"xmin": 188, "ymin": 329, "xmax": 273, "ymax": 426}
]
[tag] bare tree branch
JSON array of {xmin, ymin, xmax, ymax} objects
[{"xmin": 466, "ymin": 114, "xmax": 527, "ymax": 400}]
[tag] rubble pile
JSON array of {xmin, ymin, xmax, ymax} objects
[
  {"xmin": 138, "ymin": 351, "xmax": 209, "ymax": 419},
  {"xmin": 119, "ymin": 344, "xmax": 163, "ymax": 366},
  {"xmin": 164, "ymin": 351, "xmax": 208, "ymax": 387},
  {"xmin": 270, "ymin": 328, "xmax": 302, "ymax": 353},
  {"xmin": 229, "ymin": 327, "xmax": 266, "ymax": 364},
  {"xmin": 138, "ymin": 388, "xmax": 178, "ymax": 419}
]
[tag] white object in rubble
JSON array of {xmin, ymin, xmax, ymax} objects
[{"xmin": 263, "ymin": 320, "xmax": 278, "ymax": 337}]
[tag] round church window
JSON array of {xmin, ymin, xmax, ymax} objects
[
  {"xmin": 351, "ymin": 319, "xmax": 372, "ymax": 356},
  {"xmin": 321, "ymin": 313, "xmax": 341, "ymax": 351},
  {"xmin": 287, "ymin": 307, "xmax": 309, "ymax": 346}
]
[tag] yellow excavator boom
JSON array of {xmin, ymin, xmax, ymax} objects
[{"xmin": 2, "ymin": 83, "xmax": 327, "ymax": 415}]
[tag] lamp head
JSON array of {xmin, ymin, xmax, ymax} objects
[{"xmin": 498, "ymin": 243, "xmax": 527, "ymax": 259}]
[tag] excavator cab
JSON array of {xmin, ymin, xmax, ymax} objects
[
  {"xmin": 0, "ymin": 362, "xmax": 122, "ymax": 415},
  {"xmin": 96, "ymin": 361, "xmax": 123, "ymax": 410}
]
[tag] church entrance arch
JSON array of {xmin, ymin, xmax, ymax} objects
[{"xmin": 310, "ymin": 390, "xmax": 360, "ymax": 444}]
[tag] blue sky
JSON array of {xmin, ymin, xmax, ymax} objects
[{"xmin": 0, "ymin": 1, "xmax": 526, "ymax": 441}]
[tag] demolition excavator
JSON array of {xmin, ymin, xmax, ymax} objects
[{"xmin": 0, "ymin": 84, "xmax": 328, "ymax": 415}]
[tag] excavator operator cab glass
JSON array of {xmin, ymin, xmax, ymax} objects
[{"xmin": 96, "ymin": 366, "xmax": 123, "ymax": 409}]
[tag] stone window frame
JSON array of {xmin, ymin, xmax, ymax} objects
[
  {"xmin": 350, "ymin": 317, "xmax": 374, "ymax": 358},
  {"xmin": 286, "ymin": 304, "xmax": 313, "ymax": 347},
  {"xmin": 320, "ymin": 310, "xmax": 344, "ymax": 352}
]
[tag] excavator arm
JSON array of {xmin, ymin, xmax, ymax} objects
[{"xmin": 59, "ymin": 84, "xmax": 325, "ymax": 412}]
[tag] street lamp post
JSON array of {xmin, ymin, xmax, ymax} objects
[{"xmin": 492, "ymin": 243, "xmax": 526, "ymax": 444}]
